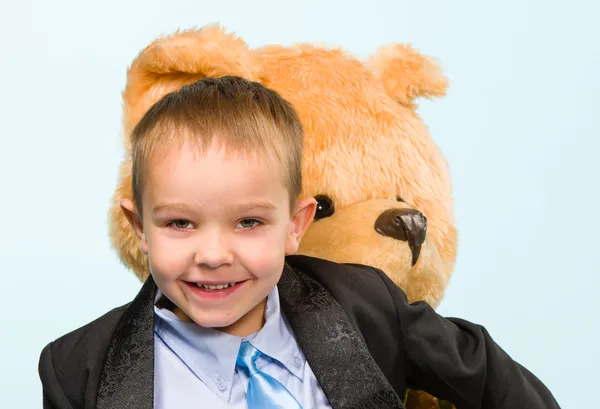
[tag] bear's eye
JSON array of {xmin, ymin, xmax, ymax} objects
[{"xmin": 314, "ymin": 195, "xmax": 334, "ymax": 220}]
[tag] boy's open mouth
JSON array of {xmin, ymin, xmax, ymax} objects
[
  {"xmin": 182, "ymin": 280, "xmax": 247, "ymax": 296},
  {"xmin": 195, "ymin": 282, "xmax": 236, "ymax": 291}
]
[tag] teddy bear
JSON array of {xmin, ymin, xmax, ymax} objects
[{"xmin": 108, "ymin": 25, "xmax": 458, "ymax": 409}]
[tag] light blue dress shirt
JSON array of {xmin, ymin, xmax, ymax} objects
[{"xmin": 153, "ymin": 286, "xmax": 332, "ymax": 409}]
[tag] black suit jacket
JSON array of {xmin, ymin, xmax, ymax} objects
[{"xmin": 39, "ymin": 255, "xmax": 560, "ymax": 409}]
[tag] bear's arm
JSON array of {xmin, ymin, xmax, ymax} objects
[{"xmin": 371, "ymin": 267, "xmax": 561, "ymax": 409}]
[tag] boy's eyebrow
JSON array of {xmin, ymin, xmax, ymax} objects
[
  {"xmin": 151, "ymin": 203, "xmax": 195, "ymax": 215},
  {"xmin": 152, "ymin": 201, "xmax": 278, "ymax": 214},
  {"xmin": 232, "ymin": 201, "xmax": 279, "ymax": 211}
]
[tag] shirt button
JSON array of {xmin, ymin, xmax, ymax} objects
[
  {"xmin": 216, "ymin": 376, "xmax": 227, "ymax": 391},
  {"xmin": 293, "ymin": 356, "xmax": 302, "ymax": 368}
]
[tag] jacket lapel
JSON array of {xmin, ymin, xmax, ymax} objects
[
  {"xmin": 278, "ymin": 264, "xmax": 406, "ymax": 409},
  {"xmin": 96, "ymin": 276, "xmax": 156, "ymax": 409}
]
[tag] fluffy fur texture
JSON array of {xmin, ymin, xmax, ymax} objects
[{"xmin": 108, "ymin": 24, "xmax": 457, "ymax": 409}]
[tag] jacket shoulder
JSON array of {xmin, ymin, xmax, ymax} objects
[
  {"xmin": 45, "ymin": 302, "xmax": 129, "ymax": 355},
  {"xmin": 39, "ymin": 303, "xmax": 130, "ymax": 405},
  {"xmin": 285, "ymin": 255, "xmax": 397, "ymax": 309}
]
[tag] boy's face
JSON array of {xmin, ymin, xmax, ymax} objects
[{"xmin": 121, "ymin": 140, "xmax": 316, "ymax": 337}]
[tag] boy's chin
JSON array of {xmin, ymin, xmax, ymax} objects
[
  {"xmin": 169, "ymin": 305, "xmax": 235, "ymax": 327},
  {"xmin": 190, "ymin": 309, "xmax": 265, "ymax": 337},
  {"xmin": 185, "ymin": 310, "xmax": 242, "ymax": 330}
]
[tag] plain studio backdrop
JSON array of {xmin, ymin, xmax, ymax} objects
[{"xmin": 1, "ymin": 1, "xmax": 598, "ymax": 407}]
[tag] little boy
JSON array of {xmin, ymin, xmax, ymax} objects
[{"xmin": 39, "ymin": 76, "xmax": 560, "ymax": 409}]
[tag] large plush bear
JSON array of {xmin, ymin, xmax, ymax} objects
[{"xmin": 108, "ymin": 25, "xmax": 457, "ymax": 409}]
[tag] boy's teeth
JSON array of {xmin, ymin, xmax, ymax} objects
[{"xmin": 196, "ymin": 282, "xmax": 235, "ymax": 290}]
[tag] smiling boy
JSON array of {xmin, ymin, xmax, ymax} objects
[
  {"xmin": 125, "ymin": 117, "xmax": 313, "ymax": 338},
  {"xmin": 39, "ymin": 76, "xmax": 560, "ymax": 409}
]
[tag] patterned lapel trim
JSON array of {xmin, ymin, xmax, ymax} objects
[
  {"xmin": 278, "ymin": 263, "xmax": 406, "ymax": 409},
  {"xmin": 96, "ymin": 276, "xmax": 156, "ymax": 409}
]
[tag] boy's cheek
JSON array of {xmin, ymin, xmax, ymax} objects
[
  {"xmin": 149, "ymin": 242, "xmax": 190, "ymax": 277},
  {"xmin": 238, "ymin": 237, "xmax": 285, "ymax": 270}
]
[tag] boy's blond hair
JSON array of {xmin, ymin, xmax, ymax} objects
[{"xmin": 130, "ymin": 76, "xmax": 304, "ymax": 215}]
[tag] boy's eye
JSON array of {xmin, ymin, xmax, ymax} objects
[
  {"xmin": 170, "ymin": 220, "xmax": 193, "ymax": 229},
  {"xmin": 237, "ymin": 219, "xmax": 260, "ymax": 229}
]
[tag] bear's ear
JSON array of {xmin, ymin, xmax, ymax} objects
[
  {"xmin": 122, "ymin": 24, "xmax": 259, "ymax": 149},
  {"xmin": 366, "ymin": 44, "xmax": 448, "ymax": 106}
]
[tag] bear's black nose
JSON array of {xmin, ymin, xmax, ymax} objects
[{"xmin": 374, "ymin": 208, "xmax": 427, "ymax": 266}]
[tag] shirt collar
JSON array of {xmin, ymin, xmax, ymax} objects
[
  {"xmin": 245, "ymin": 286, "xmax": 306, "ymax": 380},
  {"xmin": 153, "ymin": 285, "xmax": 306, "ymax": 402}
]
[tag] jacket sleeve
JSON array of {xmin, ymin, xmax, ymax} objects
[
  {"xmin": 39, "ymin": 342, "xmax": 76, "ymax": 409},
  {"xmin": 372, "ymin": 267, "xmax": 561, "ymax": 409}
]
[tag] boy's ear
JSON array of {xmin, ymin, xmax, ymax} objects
[
  {"xmin": 285, "ymin": 197, "xmax": 317, "ymax": 255},
  {"xmin": 120, "ymin": 198, "xmax": 149, "ymax": 255}
]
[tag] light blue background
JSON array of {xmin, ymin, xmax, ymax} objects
[{"xmin": 1, "ymin": 1, "xmax": 598, "ymax": 407}]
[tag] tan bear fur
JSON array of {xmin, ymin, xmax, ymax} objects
[{"xmin": 108, "ymin": 24, "xmax": 458, "ymax": 409}]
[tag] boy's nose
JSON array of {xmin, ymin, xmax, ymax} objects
[
  {"xmin": 194, "ymin": 248, "xmax": 233, "ymax": 268},
  {"xmin": 374, "ymin": 208, "xmax": 427, "ymax": 266},
  {"xmin": 193, "ymin": 235, "xmax": 233, "ymax": 268}
]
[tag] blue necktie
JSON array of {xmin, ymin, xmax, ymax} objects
[{"xmin": 236, "ymin": 341, "xmax": 303, "ymax": 409}]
